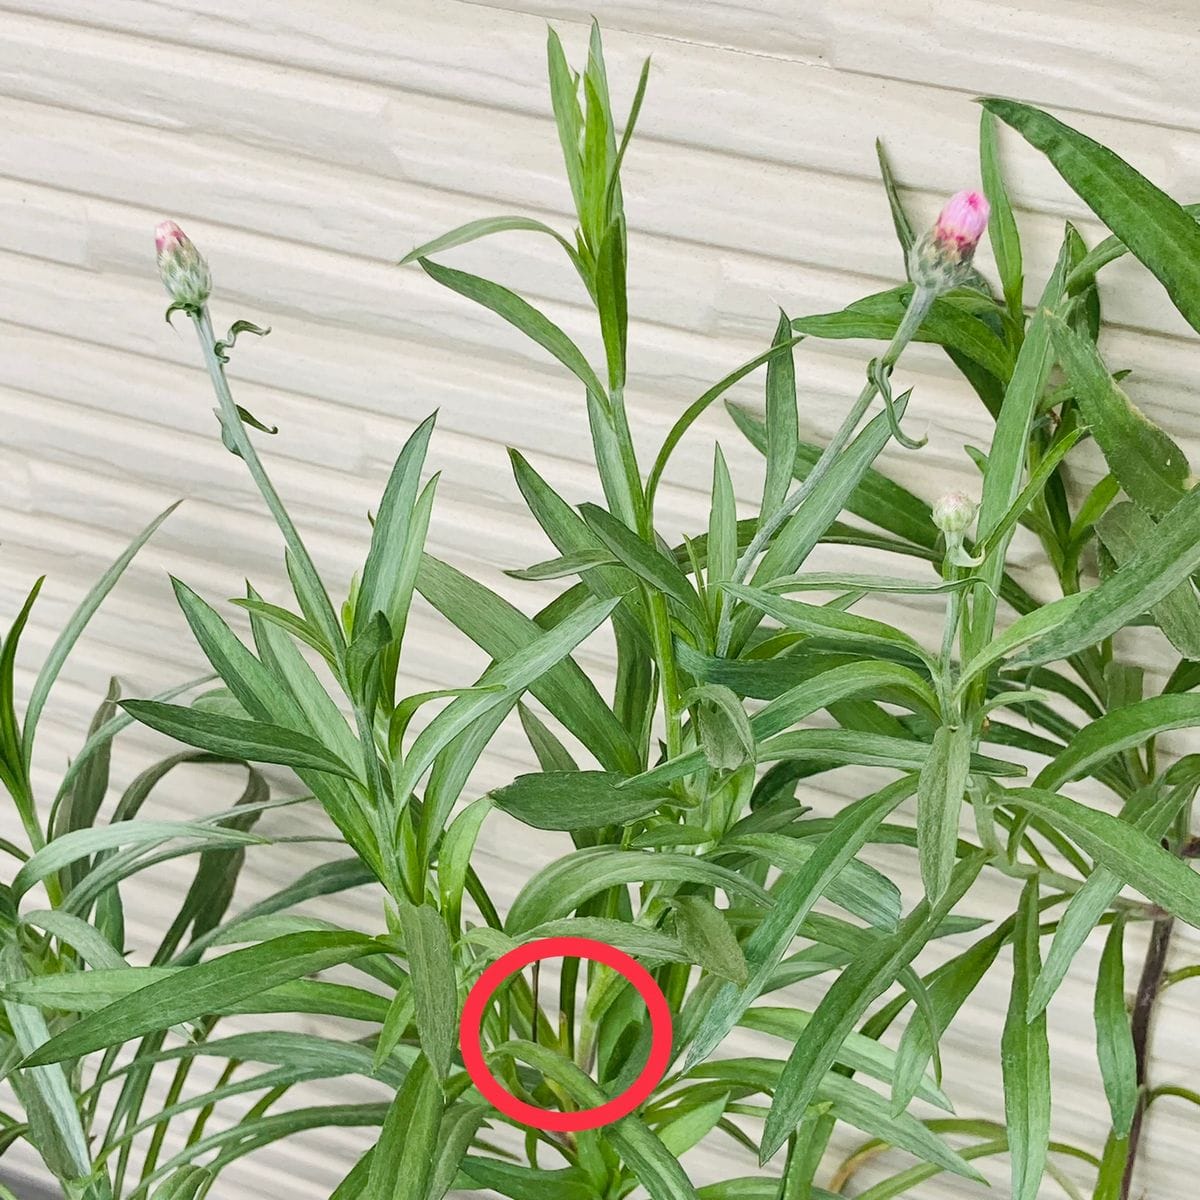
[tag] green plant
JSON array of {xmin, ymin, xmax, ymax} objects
[
  {"xmin": 0, "ymin": 513, "xmax": 298, "ymax": 1198},
  {"xmin": 6, "ymin": 21, "xmax": 1200, "ymax": 1200}
]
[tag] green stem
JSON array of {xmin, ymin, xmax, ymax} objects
[
  {"xmin": 191, "ymin": 308, "xmax": 403, "ymax": 893},
  {"xmin": 137, "ymin": 1054, "xmax": 194, "ymax": 1183},
  {"xmin": 608, "ymin": 386, "xmax": 684, "ymax": 759},
  {"xmin": 190, "ymin": 310, "xmax": 343, "ymax": 658},
  {"xmin": 717, "ymin": 286, "xmax": 935, "ymax": 656}
]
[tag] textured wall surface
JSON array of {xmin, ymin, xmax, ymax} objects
[{"xmin": 2, "ymin": 1, "xmax": 1198, "ymax": 1196}]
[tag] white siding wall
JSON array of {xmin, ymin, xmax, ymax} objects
[{"xmin": 2, "ymin": 1, "xmax": 1197, "ymax": 1195}]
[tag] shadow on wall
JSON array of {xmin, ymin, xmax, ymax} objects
[{"xmin": 1, "ymin": 1172, "xmax": 61, "ymax": 1199}]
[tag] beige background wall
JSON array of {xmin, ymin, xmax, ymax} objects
[{"xmin": 2, "ymin": 1, "xmax": 1197, "ymax": 1195}]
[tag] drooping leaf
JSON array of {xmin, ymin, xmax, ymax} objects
[
  {"xmin": 983, "ymin": 97, "xmax": 1200, "ymax": 334},
  {"xmin": 120, "ymin": 701, "xmax": 358, "ymax": 781},
  {"xmin": 760, "ymin": 854, "xmax": 986, "ymax": 1163},
  {"xmin": 21, "ymin": 932, "xmax": 387, "ymax": 1065}
]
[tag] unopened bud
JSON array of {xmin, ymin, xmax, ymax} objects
[
  {"xmin": 155, "ymin": 220, "xmax": 211, "ymax": 309},
  {"xmin": 908, "ymin": 190, "xmax": 989, "ymax": 293},
  {"xmin": 932, "ymin": 491, "xmax": 978, "ymax": 536}
]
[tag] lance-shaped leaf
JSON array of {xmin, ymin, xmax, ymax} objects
[
  {"xmin": 917, "ymin": 724, "xmax": 972, "ymax": 902},
  {"xmin": 686, "ymin": 777, "xmax": 916, "ymax": 1070},
  {"xmin": 760, "ymin": 854, "xmax": 986, "ymax": 1163},
  {"xmin": 417, "ymin": 554, "xmax": 638, "ymax": 774},
  {"xmin": 1094, "ymin": 916, "xmax": 1137, "ymax": 1138},
  {"xmin": 983, "ymin": 98, "xmax": 1200, "ymax": 334},
  {"xmin": 1006, "ymin": 788, "xmax": 1200, "ymax": 928},
  {"xmin": 1010, "ymin": 483, "xmax": 1200, "ymax": 669},
  {"xmin": 394, "ymin": 593, "xmax": 621, "ymax": 802},
  {"xmin": 397, "ymin": 902, "xmax": 458, "ymax": 1083},
  {"xmin": 1097, "ymin": 503, "xmax": 1200, "ymax": 658},
  {"xmin": 1001, "ymin": 880, "xmax": 1050, "ymax": 1200},
  {"xmin": 21, "ymin": 931, "xmax": 387, "ymax": 1065},
  {"xmin": 1050, "ymin": 317, "xmax": 1189, "ymax": 518},
  {"xmin": 418, "ymin": 258, "xmax": 608, "ymax": 405},
  {"xmin": 492, "ymin": 770, "xmax": 671, "ymax": 831},
  {"xmin": 121, "ymin": 701, "xmax": 357, "ymax": 781}
]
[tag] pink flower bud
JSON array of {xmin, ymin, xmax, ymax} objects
[
  {"xmin": 155, "ymin": 220, "xmax": 211, "ymax": 309},
  {"xmin": 932, "ymin": 490, "xmax": 978, "ymax": 536},
  {"xmin": 909, "ymin": 190, "xmax": 990, "ymax": 293}
]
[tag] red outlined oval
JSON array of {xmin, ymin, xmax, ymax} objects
[{"xmin": 459, "ymin": 935, "xmax": 673, "ymax": 1132}]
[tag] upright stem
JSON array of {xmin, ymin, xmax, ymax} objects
[
  {"xmin": 190, "ymin": 309, "xmax": 403, "ymax": 897},
  {"xmin": 716, "ymin": 285, "xmax": 935, "ymax": 656},
  {"xmin": 608, "ymin": 387, "xmax": 684, "ymax": 759},
  {"xmin": 190, "ymin": 310, "xmax": 343, "ymax": 658}
]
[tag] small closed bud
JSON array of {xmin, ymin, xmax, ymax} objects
[
  {"xmin": 932, "ymin": 491, "xmax": 978, "ymax": 536},
  {"xmin": 908, "ymin": 190, "xmax": 990, "ymax": 293},
  {"xmin": 155, "ymin": 220, "xmax": 211, "ymax": 309}
]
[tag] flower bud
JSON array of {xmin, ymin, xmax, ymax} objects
[
  {"xmin": 155, "ymin": 220, "xmax": 211, "ymax": 309},
  {"xmin": 908, "ymin": 190, "xmax": 989, "ymax": 293},
  {"xmin": 932, "ymin": 491, "xmax": 978, "ymax": 536}
]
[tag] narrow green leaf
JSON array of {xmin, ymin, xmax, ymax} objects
[
  {"xmin": 761, "ymin": 308, "xmax": 799, "ymax": 524},
  {"xmin": 1001, "ymin": 879, "xmax": 1051, "ymax": 1200},
  {"xmin": 892, "ymin": 926, "xmax": 1007, "ymax": 1112},
  {"xmin": 23, "ymin": 503, "xmax": 179, "ymax": 765},
  {"xmin": 401, "ymin": 216, "xmax": 578, "ymax": 267},
  {"xmin": 12, "ymin": 821, "xmax": 263, "ymax": 899},
  {"xmin": 21, "ymin": 932, "xmax": 386, "ymax": 1065},
  {"xmin": 686, "ymin": 777, "xmax": 916, "ymax": 1069},
  {"xmin": 645, "ymin": 338, "xmax": 801, "ymax": 508},
  {"xmin": 671, "ymin": 896, "xmax": 748, "ymax": 985},
  {"xmin": 875, "ymin": 138, "xmax": 916, "ymax": 263},
  {"xmin": 1050, "ymin": 317, "xmax": 1188, "ymax": 519},
  {"xmin": 727, "ymin": 403, "xmax": 937, "ymax": 550},
  {"xmin": 760, "ymin": 853, "xmax": 986, "ymax": 1163},
  {"xmin": 968, "ymin": 236, "xmax": 1070, "ymax": 668},
  {"xmin": 395, "ymin": 593, "xmax": 620, "ymax": 802},
  {"xmin": 579, "ymin": 504, "xmax": 703, "ymax": 626},
  {"xmin": 1095, "ymin": 916, "xmax": 1137, "ymax": 1137},
  {"xmin": 357, "ymin": 413, "xmax": 437, "ymax": 658},
  {"xmin": 1034, "ymin": 694, "xmax": 1200, "ymax": 793},
  {"xmin": 506, "ymin": 848, "xmax": 770, "ymax": 934},
  {"xmin": 492, "ymin": 770, "xmax": 669, "ymax": 832},
  {"xmin": 1006, "ymin": 788, "xmax": 1200, "ymax": 928},
  {"xmin": 917, "ymin": 724, "xmax": 972, "ymax": 902},
  {"xmin": 500, "ymin": 1040, "xmax": 700, "ymax": 1200},
  {"xmin": 149, "ymin": 1168, "xmax": 211, "ymax": 1200},
  {"xmin": 1013, "ymin": 484, "xmax": 1200, "ymax": 669},
  {"xmin": 983, "ymin": 98, "xmax": 1200, "ymax": 334},
  {"xmin": 397, "ymin": 903, "xmax": 458, "ymax": 1082},
  {"xmin": 417, "ymin": 554, "xmax": 638, "ymax": 774},
  {"xmin": 707, "ymin": 445, "xmax": 737, "ymax": 619},
  {"xmin": 418, "ymin": 257, "xmax": 608, "ymax": 405},
  {"xmin": 120, "ymin": 700, "xmax": 357, "ymax": 781},
  {"xmin": 980, "ymin": 110, "xmax": 1024, "ymax": 318},
  {"xmin": 367, "ymin": 1054, "xmax": 442, "ymax": 1200},
  {"xmin": 1097, "ymin": 503, "xmax": 1200, "ymax": 658},
  {"xmin": 792, "ymin": 289, "xmax": 1013, "ymax": 383}
]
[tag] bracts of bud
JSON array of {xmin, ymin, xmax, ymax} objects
[
  {"xmin": 155, "ymin": 220, "xmax": 212, "ymax": 312},
  {"xmin": 908, "ymin": 190, "xmax": 990, "ymax": 295},
  {"xmin": 932, "ymin": 490, "xmax": 981, "ymax": 569}
]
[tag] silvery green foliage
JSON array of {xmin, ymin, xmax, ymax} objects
[{"xmin": 5, "ymin": 23, "xmax": 1200, "ymax": 1200}]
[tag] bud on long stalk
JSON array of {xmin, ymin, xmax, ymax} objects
[{"xmin": 715, "ymin": 189, "xmax": 988, "ymax": 655}]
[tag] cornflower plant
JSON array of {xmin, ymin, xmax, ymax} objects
[
  {"xmin": 4, "ymin": 20, "xmax": 1200, "ymax": 1200},
  {"xmin": 0, "ymin": 511, "xmax": 298, "ymax": 1200}
]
